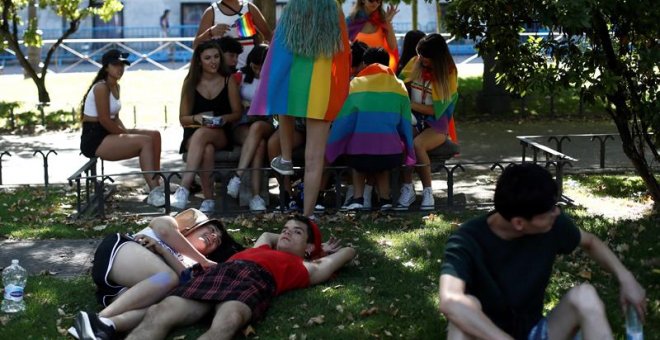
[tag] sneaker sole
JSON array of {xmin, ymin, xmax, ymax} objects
[
  {"xmin": 420, "ymin": 205, "xmax": 435, "ymax": 211},
  {"xmin": 393, "ymin": 206, "xmax": 410, "ymax": 211},
  {"xmin": 74, "ymin": 312, "xmax": 96, "ymax": 340},
  {"xmin": 271, "ymin": 167, "xmax": 294, "ymax": 176}
]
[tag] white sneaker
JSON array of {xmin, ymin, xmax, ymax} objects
[
  {"xmin": 227, "ymin": 176, "xmax": 241, "ymax": 199},
  {"xmin": 147, "ymin": 186, "xmax": 166, "ymax": 207},
  {"xmin": 363, "ymin": 185, "xmax": 373, "ymax": 210},
  {"xmin": 249, "ymin": 195, "xmax": 267, "ymax": 212},
  {"xmin": 199, "ymin": 199, "xmax": 215, "ymax": 213},
  {"xmin": 171, "ymin": 186, "xmax": 190, "ymax": 210},
  {"xmin": 420, "ymin": 187, "xmax": 435, "ymax": 210},
  {"xmin": 394, "ymin": 184, "xmax": 416, "ymax": 211}
]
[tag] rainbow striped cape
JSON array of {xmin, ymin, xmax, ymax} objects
[
  {"xmin": 248, "ymin": 13, "xmax": 350, "ymax": 121},
  {"xmin": 232, "ymin": 12, "xmax": 257, "ymax": 38},
  {"xmin": 326, "ymin": 63, "xmax": 415, "ymax": 166},
  {"xmin": 399, "ymin": 56, "xmax": 459, "ymax": 142}
]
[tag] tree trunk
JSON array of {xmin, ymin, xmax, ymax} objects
[
  {"xmin": 253, "ymin": 0, "xmax": 276, "ymax": 31},
  {"xmin": 477, "ymin": 53, "xmax": 511, "ymax": 115},
  {"xmin": 412, "ymin": 0, "xmax": 418, "ymax": 30}
]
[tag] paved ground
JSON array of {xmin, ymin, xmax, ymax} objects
[{"xmin": 0, "ymin": 119, "xmax": 635, "ymax": 277}]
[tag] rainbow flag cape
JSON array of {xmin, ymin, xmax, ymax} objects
[
  {"xmin": 399, "ymin": 56, "xmax": 459, "ymax": 142},
  {"xmin": 232, "ymin": 12, "xmax": 257, "ymax": 38},
  {"xmin": 326, "ymin": 64, "xmax": 415, "ymax": 166},
  {"xmin": 248, "ymin": 13, "xmax": 350, "ymax": 121}
]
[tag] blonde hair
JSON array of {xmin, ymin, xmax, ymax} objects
[{"xmin": 347, "ymin": 0, "xmax": 386, "ymax": 22}]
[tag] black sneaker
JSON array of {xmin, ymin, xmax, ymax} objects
[
  {"xmin": 378, "ymin": 198, "xmax": 393, "ymax": 211},
  {"xmin": 74, "ymin": 311, "xmax": 115, "ymax": 340}
]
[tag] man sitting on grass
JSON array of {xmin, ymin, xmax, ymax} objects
[
  {"xmin": 438, "ymin": 163, "xmax": 647, "ymax": 339},
  {"xmin": 118, "ymin": 215, "xmax": 355, "ymax": 340}
]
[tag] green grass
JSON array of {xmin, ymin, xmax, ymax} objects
[
  {"xmin": 0, "ymin": 186, "xmax": 149, "ymax": 239},
  {"xmin": 569, "ymin": 174, "xmax": 658, "ymax": 201},
  {"xmin": 1, "ymin": 186, "xmax": 658, "ymax": 338}
]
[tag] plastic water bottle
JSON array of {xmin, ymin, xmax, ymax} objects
[
  {"xmin": 625, "ymin": 305, "xmax": 643, "ymax": 340},
  {"xmin": 2, "ymin": 259, "xmax": 27, "ymax": 313}
]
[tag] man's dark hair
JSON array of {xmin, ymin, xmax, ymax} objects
[
  {"xmin": 350, "ymin": 40, "xmax": 368, "ymax": 68},
  {"xmin": 217, "ymin": 36, "xmax": 244, "ymax": 54},
  {"xmin": 362, "ymin": 47, "xmax": 389, "ymax": 67},
  {"xmin": 494, "ymin": 163, "xmax": 558, "ymax": 221}
]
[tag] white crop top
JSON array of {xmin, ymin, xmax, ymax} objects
[
  {"xmin": 134, "ymin": 226, "xmax": 196, "ymax": 268},
  {"xmin": 83, "ymin": 81, "xmax": 121, "ymax": 119},
  {"xmin": 211, "ymin": 0, "xmax": 254, "ymax": 69}
]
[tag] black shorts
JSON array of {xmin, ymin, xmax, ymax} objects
[
  {"xmin": 345, "ymin": 154, "xmax": 403, "ymax": 173},
  {"xmin": 91, "ymin": 233, "xmax": 135, "ymax": 306},
  {"xmin": 80, "ymin": 122, "xmax": 109, "ymax": 158}
]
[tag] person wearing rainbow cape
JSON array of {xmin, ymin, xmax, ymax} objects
[
  {"xmin": 395, "ymin": 33, "xmax": 459, "ymax": 211},
  {"xmin": 248, "ymin": 0, "xmax": 351, "ymax": 219},
  {"xmin": 326, "ymin": 47, "xmax": 416, "ymax": 211},
  {"xmin": 346, "ymin": 0, "xmax": 400, "ymax": 72}
]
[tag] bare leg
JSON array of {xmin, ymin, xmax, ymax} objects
[
  {"xmin": 197, "ymin": 301, "xmax": 252, "ymax": 340},
  {"xmin": 236, "ymin": 121, "xmax": 274, "ymax": 178},
  {"xmin": 99, "ymin": 243, "xmax": 178, "ymax": 318},
  {"xmin": 95, "ymin": 134, "xmax": 159, "ymax": 188},
  {"xmin": 546, "ymin": 283, "xmax": 613, "ymax": 340},
  {"xmin": 200, "ymin": 143, "xmax": 215, "ymax": 200},
  {"xmin": 108, "ymin": 308, "xmax": 147, "ymax": 333},
  {"xmin": 251, "ymin": 139, "xmax": 266, "ymax": 196},
  {"xmin": 126, "ymin": 296, "xmax": 211, "ymax": 340},
  {"xmin": 375, "ymin": 171, "xmax": 390, "ymax": 199},
  {"xmin": 277, "ymin": 115, "xmax": 295, "ymax": 161},
  {"xmin": 413, "ymin": 129, "xmax": 446, "ymax": 188},
  {"xmin": 302, "ymin": 118, "xmax": 330, "ymax": 216},
  {"xmin": 181, "ymin": 128, "xmax": 227, "ymax": 188},
  {"xmin": 128, "ymin": 128, "xmax": 162, "ymax": 170},
  {"xmin": 352, "ymin": 170, "xmax": 366, "ymax": 198},
  {"xmin": 269, "ymin": 128, "xmax": 305, "ymax": 200}
]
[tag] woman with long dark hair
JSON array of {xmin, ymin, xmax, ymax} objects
[
  {"xmin": 395, "ymin": 33, "xmax": 459, "ymax": 211},
  {"xmin": 79, "ymin": 49, "xmax": 164, "ymax": 207},
  {"xmin": 171, "ymin": 41, "xmax": 243, "ymax": 213}
]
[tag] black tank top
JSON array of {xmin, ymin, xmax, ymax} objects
[{"xmin": 191, "ymin": 76, "xmax": 231, "ymax": 116}]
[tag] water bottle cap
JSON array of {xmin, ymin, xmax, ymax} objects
[{"xmin": 11, "ymin": 259, "xmax": 19, "ymax": 265}]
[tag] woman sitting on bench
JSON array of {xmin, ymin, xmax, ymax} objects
[
  {"xmin": 395, "ymin": 34, "xmax": 459, "ymax": 211},
  {"xmin": 79, "ymin": 49, "xmax": 164, "ymax": 207},
  {"xmin": 172, "ymin": 41, "xmax": 243, "ymax": 213}
]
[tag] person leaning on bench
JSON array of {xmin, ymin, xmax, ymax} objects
[
  {"xmin": 438, "ymin": 163, "xmax": 647, "ymax": 339},
  {"xmin": 79, "ymin": 49, "xmax": 165, "ymax": 207},
  {"xmin": 172, "ymin": 41, "xmax": 242, "ymax": 213}
]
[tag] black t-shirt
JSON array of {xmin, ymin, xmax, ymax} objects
[{"xmin": 440, "ymin": 211, "xmax": 581, "ymax": 339}]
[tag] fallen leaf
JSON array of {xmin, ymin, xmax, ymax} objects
[
  {"xmin": 306, "ymin": 315, "xmax": 325, "ymax": 326},
  {"xmin": 384, "ymin": 330, "xmax": 393, "ymax": 336},
  {"xmin": 173, "ymin": 336, "xmax": 186, "ymax": 340},
  {"xmin": 359, "ymin": 307, "xmax": 378, "ymax": 317},
  {"xmin": 578, "ymin": 270, "xmax": 592, "ymax": 280},
  {"xmin": 57, "ymin": 308, "xmax": 66, "ymax": 316},
  {"xmin": 93, "ymin": 224, "xmax": 107, "ymax": 231},
  {"xmin": 336, "ymin": 305, "xmax": 344, "ymax": 313},
  {"xmin": 0, "ymin": 315, "xmax": 9, "ymax": 326}
]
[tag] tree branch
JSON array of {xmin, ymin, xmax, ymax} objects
[{"xmin": 41, "ymin": 18, "xmax": 81, "ymax": 79}]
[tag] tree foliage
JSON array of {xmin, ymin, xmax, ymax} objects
[
  {"xmin": 446, "ymin": 0, "xmax": 660, "ymax": 206},
  {"xmin": 0, "ymin": 0, "xmax": 122, "ymax": 103}
]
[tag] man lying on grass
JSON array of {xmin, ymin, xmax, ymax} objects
[
  {"xmin": 438, "ymin": 163, "xmax": 647, "ymax": 339},
  {"xmin": 116, "ymin": 215, "xmax": 355, "ymax": 340}
]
